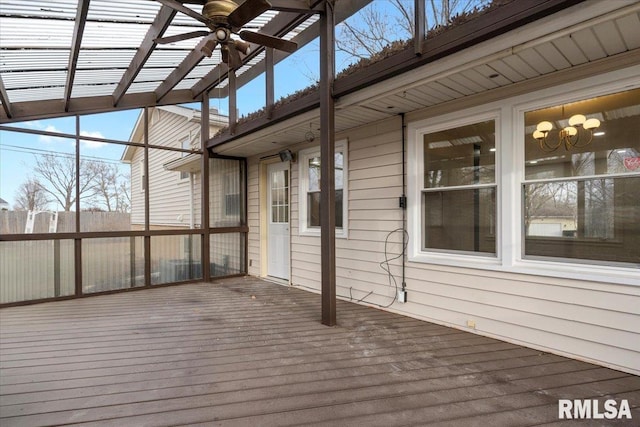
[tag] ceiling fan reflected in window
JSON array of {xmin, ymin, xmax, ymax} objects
[{"xmin": 154, "ymin": 0, "xmax": 298, "ymax": 69}]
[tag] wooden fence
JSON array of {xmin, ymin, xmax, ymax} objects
[{"xmin": 0, "ymin": 211, "xmax": 131, "ymax": 234}]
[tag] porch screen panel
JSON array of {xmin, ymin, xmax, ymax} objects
[
  {"xmin": 148, "ymin": 148, "xmax": 202, "ymax": 230},
  {"xmin": 0, "ymin": 240, "xmax": 74, "ymax": 304},
  {"xmin": 82, "ymin": 237, "xmax": 144, "ymax": 293},
  {"xmin": 209, "ymin": 158, "xmax": 245, "ymax": 227},
  {"xmin": 523, "ymin": 88, "xmax": 640, "ymax": 265},
  {"xmin": 210, "ymin": 233, "xmax": 246, "ymax": 277},
  {"xmin": 150, "ymin": 234, "xmax": 202, "ymax": 285}
]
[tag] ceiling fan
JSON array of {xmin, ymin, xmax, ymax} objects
[{"xmin": 154, "ymin": 0, "xmax": 298, "ymax": 69}]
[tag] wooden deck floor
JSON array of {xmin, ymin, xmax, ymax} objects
[{"xmin": 1, "ymin": 277, "xmax": 638, "ymax": 426}]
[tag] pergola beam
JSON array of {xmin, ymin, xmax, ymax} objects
[
  {"xmin": 0, "ymin": 76, "xmax": 13, "ymax": 119},
  {"xmin": 269, "ymin": 0, "xmax": 322, "ymax": 14},
  {"xmin": 113, "ymin": 5, "xmax": 177, "ymax": 106},
  {"xmin": 155, "ymin": 33, "xmax": 218, "ymax": 102},
  {"xmin": 64, "ymin": 0, "xmax": 90, "ymax": 112}
]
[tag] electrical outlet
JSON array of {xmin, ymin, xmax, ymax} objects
[
  {"xmin": 397, "ymin": 290, "xmax": 407, "ymax": 303},
  {"xmin": 466, "ymin": 320, "xmax": 476, "ymax": 329},
  {"xmin": 249, "ymin": 259, "xmax": 253, "ymax": 267}
]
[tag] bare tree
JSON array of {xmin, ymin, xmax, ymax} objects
[
  {"xmin": 336, "ymin": 0, "xmax": 491, "ymax": 60},
  {"xmin": 32, "ymin": 153, "xmax": 97, "ymax": 211},
  {"xmin": 87, "ymin": 162, "xmax": 131, "ymax": 213},
  {"xmin": 14, "ymin": 178, "xmax": 50, "ymax": 211}
]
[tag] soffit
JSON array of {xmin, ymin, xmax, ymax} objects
[{"xmin": 211, "ymin": 1, "xmax": 640, "ymax": 157}]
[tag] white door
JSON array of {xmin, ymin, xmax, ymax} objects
[{"xmin": 267, "ymin": 162, "xmax": 290, "ymax": 280}]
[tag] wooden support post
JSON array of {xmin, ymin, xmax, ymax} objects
[
  {"xmin": 74, "ymin": 116, "xmax": 82, "ymax": 296},
  {"xmin": 414, "ymin": 0, "xmax": 425, "ymax": 55},
  {"xmin": 319, "ymin": 0, "xmax": 336, "ymax": 326},
  {"xmin": 229, "ymin": 68, "xmax": 238, "ymax": 135},
  {"xmin": 266, "ymin": 47, "xmax": 275, "ymax": 119},
  {"xmin": 144, "ymin": 108, "xmax": 151, "ymax": 287},
  {"xmin": 201, "ymin": 93, "xmax": 211, "ymax": 281}
]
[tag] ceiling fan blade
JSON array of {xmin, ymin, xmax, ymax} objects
[
  {"xmin": 239, "ymin": 31, "xmax": 297, "ymax": 53},
  {"xmin": 154, "ymin": 31, "xmax": 210, "ymax": 44},
  {"xmin": 227, "ymin": 0, "xmax": 271, "ymax": 28},
  {"xmin": 154, "ymin": 0, "xmax": 210, "ymax": 26}
]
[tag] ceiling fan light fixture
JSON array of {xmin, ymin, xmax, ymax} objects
[
  {"xmin": 234, "ymin": 40, "xmax": 251, "ymax": 55},
  {"xmin": 215, "ymin": 28, "xmax": 229, "ymax": 42},
  {"xmin": 201, "ymin": 39, "xmax": 217, "ymax": 57}
]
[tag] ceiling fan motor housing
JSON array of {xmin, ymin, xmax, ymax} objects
[{"xmin": 203, "ymin": 0, "xmax": 239, "ymax": 26}]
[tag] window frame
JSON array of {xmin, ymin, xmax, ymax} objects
[
  {"xmin": 408, "ymin": 110, "xmax": 501, "ymax": 266},
  {"xmin": 407, "ymin": 68, "xmax": 640, "ymax": 286},
  {"xmin": 298, "ymin": 140, "xmax": 348, "ymax": 238},
  {"xmin": 178, "ymin": 135, "xmax": 191, "ymax": 182}
]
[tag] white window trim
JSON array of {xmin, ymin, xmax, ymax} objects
[
  {"xmin": 298, "ymin": 139, "xmax": 348, "ymax": 238},
  {"xmin": 407, "ymin": 66, "xmax": 640, "ymax": 286},
  {"xmin": 408, "ymin": 109, "xmax": 502, "ymax": 267},
  {"xmin": 178, "ymin": 134, "xmax": 192, "ymax": 182},
  {"xmin": 139, "ymin": 156, "xmax": 146, "ymax": 193}
]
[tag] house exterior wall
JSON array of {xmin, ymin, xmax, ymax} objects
[
  {"xmin": 129, "ymin": 109, "xmax": 215, "ymax": 229},
  {"xmin": 246, "ymin": 67, "xmax": 640, "ymax": 375}
]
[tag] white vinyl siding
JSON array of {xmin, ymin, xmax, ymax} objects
[
  {"xmin": 245, "ymin": 67, "xmax": 640, "ymax": 375},
  {"xmin": 128, "ymin": 108, "xmax": 223, "ymax": 229}
]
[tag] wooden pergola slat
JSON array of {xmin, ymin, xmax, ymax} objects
[
  {"xmin": 0, "ymin": 76, "xmax": 12, "ymax": 119},
  {"xmin": 64, "ymin": 0, "xmax": 90, "ymax": 112},
  {"xmin": 155, "ymin": 33, "xmax": 219, "ymax": 102},
  {"xmin": 113, "ymin": 5, "xmax": 177, "ymax": 107}
]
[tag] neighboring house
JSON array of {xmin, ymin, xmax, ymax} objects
[
  {"xmin": 210, "ymin": 2, "xmax": 640, "ymax": 375},
  {"xmin": 121, "ymin": 105, "xmax": 245, "ymax": 279},
  {"xmin": 0, "ymin": 197, "xmax": 8, "ymax": 211},
  {"xmin": 122, "ymin": 105, "xmax": 228, "ymax": 231}
]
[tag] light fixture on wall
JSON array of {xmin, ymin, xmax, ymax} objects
[
  {"xmin": 532, "ymin": 114, "xmax": 601, "ymax": 152},
  {"xmin": 279, "ymin": 149, "xmax": 294, "ymax": 162},
  {"xmin": 305, "ymin": 123, "xmax": 315, "ymax": 143}
]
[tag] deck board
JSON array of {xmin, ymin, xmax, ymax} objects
[{"xmin": 1, "ymin": 277, "xmax": 638, "ymax": 426}]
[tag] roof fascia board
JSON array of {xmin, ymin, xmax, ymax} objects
[
  {"xmin": 206, "ymin": 0, "xmax": 585, "ymax": 148},
  {"xmin": 113, "ymin": 5, "xmax": 177, "ymax": 106}
]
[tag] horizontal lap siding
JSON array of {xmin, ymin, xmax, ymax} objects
[
  {"xmin": 247, "ymin": 162, "xmax": 260, "ymax": 276},
  {"xmin": 246, "ymin": 115, "xmax": 640, "ymax": 374}
]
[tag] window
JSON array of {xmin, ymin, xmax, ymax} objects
[
  {"xmin": 298, "ymin": 141, "xmax": 348, "ymax": 237},
  {"xmin": 139, "ymin": 157, "xmax": 146, "ymax": 192},
  {"xmin": 420, "ymin": 118, "xmax": 497, "ymax": 256},
  {"xmin": 408, "ymin": 76, "xmax": 639, "ymax": 284},
  {"xmin": 179, "ymin": 138, "xmax": 191, "ymax": 181},
  {"xmin": 224, "ymin": 171, "xmax": 241, "ymax": 218},
  {"xmin": 523, "ymin": 88, "xmax": 640, "ymax": 265}
]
